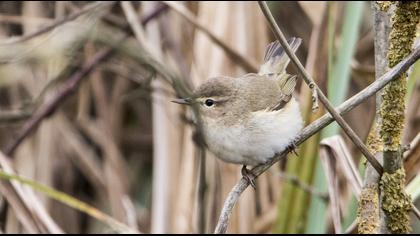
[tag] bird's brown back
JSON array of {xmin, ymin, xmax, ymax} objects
[{"xmin": 233, "ymin": 73, "xmax": 285, "ymax": 112}]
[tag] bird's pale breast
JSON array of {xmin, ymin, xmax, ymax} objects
[{"xmin": 203, "ymin": 97, "xmax": 303, "ymax": 166}]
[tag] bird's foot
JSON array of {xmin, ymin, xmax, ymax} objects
[
  {"xmin": 286, "ymin": 141, "xmax": 299, "ymax": 156},
  {"xmin": 241, "ymin": 165, "xmax": 256, "ymax": 189}
]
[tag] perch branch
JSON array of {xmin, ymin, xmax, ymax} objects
[
  {"xmin": 258, "ymin": 1, "xmax": 383, "ymax": 175},
  {"xmin": 214, "ymin": 44, "xmax": 420, "ymax": 234}
]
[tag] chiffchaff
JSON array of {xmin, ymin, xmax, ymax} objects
[{"xmin": 173, "ymin": 38, "xmax": 303, "ymax": 187}]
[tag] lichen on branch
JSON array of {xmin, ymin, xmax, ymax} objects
[
  {"xmin": 378, "ymin": 1, "xmax": 420, "ymax": 233},
  {"xmin": 380, "ymin": 168, "xmax": 412, "ymax": 233},
  {"xmin": 377, "ymin": 1, "xmax": 392, "ymax": 12},
  {"xmin": 358, "ymin": 184, "xmax": 380, "ymax": 234},
  {"xmin": 366, "ymin": 123, "xmax": 383, "ymax": 156},
  {"xmin": 380, "ymin": 1, "xmax": 420, "ymax": 151}
]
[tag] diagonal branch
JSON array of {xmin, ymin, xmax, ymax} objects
[
  {"xmin": 258, "ymin": 1, "xmax": 383, "ymax": 175},
  {"xmin": 214, "ymin": 45, "xmax": 420, "ymax": 234}
]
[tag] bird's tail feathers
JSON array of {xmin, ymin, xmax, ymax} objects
[{"xmin": 258, "ymin": 37, "xmax": 302, "ymax": 75}]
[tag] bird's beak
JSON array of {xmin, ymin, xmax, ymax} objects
[{"xmin": 171, "ymin": 98, "xmax": 192, "ymax": 105}]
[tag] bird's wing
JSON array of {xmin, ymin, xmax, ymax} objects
[
  {"xmin": 278, "ymin": 73, "xmax": 297, "ymax": 96},
  {"xmin": 268, "ymin": 74, "xmax": 297, "ymax": 111},
  {"xmin": 258, "ymin": 37, "xmax": 302, "ymax": 76}
]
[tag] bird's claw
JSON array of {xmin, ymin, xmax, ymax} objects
[
  {"xmin": 241, "ymin": 165, "xmax": 256, "ymax": 189},
  {"xmin": 286, "ymin": 142, "xmax": 299, "ymax": 156}
]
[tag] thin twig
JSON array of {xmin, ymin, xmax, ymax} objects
[
  {"xmin": 0, "ymin": 1, "xmax": 116, "ymax": 45},
  {"xmin": 278, "ymin": 172, "xmax": 329, "ymax": 201},
  {"xmin": 161, "ymin": 1, "xmax": 259, "ymax": 72},
  {"xmin": 258, "ymin": 1, "xmax": 383, "ymax": 175},
  {"xmin": 213, "ymin": 45, "xmax": 420, "ymax": 234}
]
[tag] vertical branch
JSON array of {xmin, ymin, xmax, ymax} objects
[
  {"xmin": 378, "ymin": 1, "xmax": 420, "ymax": 234},
  {"xmin": 380, "ymin": 3, "xmax": 419, "ymax": 168},
  {"xmin": 358, "ymin": 2, "xmax": 391, "ymax": 234}
]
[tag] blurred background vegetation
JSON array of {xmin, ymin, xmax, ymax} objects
[{"xmin": 0, "ymin": 1, "xmax": 419, "ymax": 234}]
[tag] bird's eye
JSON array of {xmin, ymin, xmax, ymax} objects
[{"xmin": 204, "ymin": 99, "xmax": 215, "ymax": 107}]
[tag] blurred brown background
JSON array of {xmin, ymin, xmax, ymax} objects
[{"xmin": 0, "ymin": 1, "xmax": 418, "ymax": 234}]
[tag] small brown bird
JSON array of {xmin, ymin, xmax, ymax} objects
[{"xmin": 173, "ymin": 38, "xmax": 303, "ymax": 187}]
